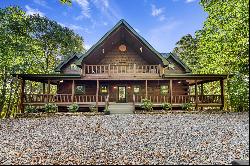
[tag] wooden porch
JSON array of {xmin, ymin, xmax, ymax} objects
[{"xmin": 13, "ymin": 73, "xmax": 229, "ymax": 112}]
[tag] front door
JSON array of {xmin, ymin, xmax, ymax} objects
[{"xmin": 118, "ymin": 86, "xmax": 126, "ymax": 103}]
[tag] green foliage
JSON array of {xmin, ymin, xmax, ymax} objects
[
  {"xmin": 44, "ymin": 103, "xmax": 58, "ymax": 113},
  {"xmin": 67, "ymin": 103, "xmax": 79, "ymax": 112},
  {"xmin": 172, "ymin": 34, "xmax": 199, "ymax": 71},
  {"xmin": 181, "ymin": 103, "xmax": 192, "ymax": 111},
  {"xmin": 228, "ymin": 73, "xmax": 249, "ymax": 112},
  {"xmin": 104, "ymin": 109, "xmax": 110, "ymax": 115},
  {"xmin": 162, "ymin": 103, "xmax": 172, "ymax": 111},
  {"xmin": 173, "ymin": 0, "xmax": 249, "ymax": 111},
  {"xmin": 89, "ymin": 105, "xmax": 97, "ymax": 112},
  {"xmin": 24, "ymin": 105, "xmax": 38, "ymax": 113},
  {"xmin": 0, "ymin": 6, "xmax": 85, "ymax": 118},
  {"xmin": 60, "ymin": 0, "xmax": 72, "ymax": 4},
  {"xmin": 141, "ymin": 99, "xmax": 153, "ymax": 111}
]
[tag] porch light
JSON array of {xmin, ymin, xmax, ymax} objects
[
  {"xmin": 178, "ymin": 81, "xmax": 181, "ymax": 84},
  {"xmin": 60, "ymin": 80, "xmax": 64, "ymax": 83},
  {"xmin": 113, "ymin": 86, "xmax": 117, "ymax": 89},
  {"xmin": 128, "ymin": 86, "xmax": 131, "ymax": 89}
]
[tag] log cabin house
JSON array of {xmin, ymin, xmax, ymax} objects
[{"xmin": 14, "ymin": 19, "xmax": 229, "ymax": 112}]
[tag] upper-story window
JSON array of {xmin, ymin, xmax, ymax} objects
[{"xmin": 168, "ymin": 63, "xmax": 175, "ymax": 70}]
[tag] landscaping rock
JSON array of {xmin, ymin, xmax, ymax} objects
[{"xmin": 0, "ymin": 113, "xmax": 249, "ymax": 165}]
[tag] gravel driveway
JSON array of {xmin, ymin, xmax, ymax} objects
[{"xmin": 0, "ymin": 113, "xmax": 249, "ymax": 165}]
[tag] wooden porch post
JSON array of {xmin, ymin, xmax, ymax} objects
[
  {"xmin": 30, "ymin": 81, "xmax": 33, "ymax": 94},
  {"xmin": 47, "ymin": 80, "xmax": 51, "ymax": 94},
  {"xmin": 169, "ymin": 80, "xmax": 173, "ymax": 104},
  {"xmin": 72, "ymin": 80, "xmax": 75, "ymax": 102},
  {"xmin": 108, "ymin": 64, "xmax": 111, "ymax": 77},
  {"xmin": 43, "ymin": 82, "xmax": 46, "ymax": 94},
  {"xmin": 82, "ymin": 64, "xmax": 86, "ymax": 77},
  {"xmin": 158, "ymin": 64, "xmax": 162, "ymax": 77},
  {"xmin": 201, "ymin": 83, "xmax": 204, "ymax": 111},
  {"xmin": 19, "ymin": 79, "xmax": 25, "ymax": 113},
  {"xmin": 96, "ymin": 80, "xmax": 99, "ymax": 109},
  {"xmin": 134, "ymin": 64, "xmax": 136, "ymax": 76},
  {"xmin": 195, "ymin": 80, "xmax": 198, "ymax": 110},
  {"xmin": 220, "ymin": 79, "xmax": 225, "ymax": 110},
  {"xmin": 145, "ymin": 80, "xmax": 148, "ymax": 99}
]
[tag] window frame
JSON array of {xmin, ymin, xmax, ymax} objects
[
  {"xmin": 160, "ymin": 85, "xmax": 169, "ymax": 95},
  {"xmin": 133, "ymin": 85, "xmax": 140, "ymax": 94},
  {"xmin": 100, "ymin": 84, "xmax": 109, "ymax": 94},
  {"xmin": 75, "ymin": 84, "xmax": 86, "ymax": 94}
]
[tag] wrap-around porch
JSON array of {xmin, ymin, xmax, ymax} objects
[{"xmin": 15, "ymin": 74, "xmax": 228, "ymax": 112}]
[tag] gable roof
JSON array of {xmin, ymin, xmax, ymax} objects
[
  {"xmin": 161, "ymin": 52, "xmax": 192, "ymax": 73},
  {"xmin": 55, "ymin": 53, "xmax": 84, "ymax": 72},
  {"xmin": 55, "ymin": 20, "xmax": 191, "ymax": 73},
  {"xmin": 75, "ymin": 19, "xmax": 168, "ymax": 66}
]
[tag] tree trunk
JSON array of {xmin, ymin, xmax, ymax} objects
[{"xmin": 0, "ymin": 68, "xmax": 7, "ymax": 113}]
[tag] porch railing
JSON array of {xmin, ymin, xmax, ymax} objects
[
  {"xmin": 24, "ymin": 94, "xmax": 221, "ymax": 105},
  {"xmin": 134, "ymin": 95, "xmax": 221, "ymax": 104},
  {"xmin": 84, "ymin": 64, "xmax": 160, "ymax": 75},
  {"xmin": 25, "ymin": 94, "xmax": 106, "ymax": 103}
]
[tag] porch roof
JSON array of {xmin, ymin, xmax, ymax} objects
[
  {"xmin": 163, "ymin": 73, "xmax": 232, "ymax": 85},
  {"xmin": 12, "ymin": 73, "xmax": 232, "ymax": 86},
  {"xmin": 12, "ymin": 74, "xmax": 81, "ymax": 84}
]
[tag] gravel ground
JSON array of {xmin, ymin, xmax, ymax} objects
[{"xmin": 0, "ymin": 113, "xmax": 249, "ymax": 165}]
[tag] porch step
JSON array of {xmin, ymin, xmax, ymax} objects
[{"xmin": 108, "ymin": 103, "xmax": 134, "ymax": 114}]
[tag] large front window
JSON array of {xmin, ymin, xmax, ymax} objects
[
  {"xmin": 133, "ymin": 85, "xmax": 140, "ymax": 94},
  {"xmin": 100, "ymin": 84, "xmax": 108, "ymax": 94},
  {"xmin": 75, "ymin": 85, "xmax": 85, "ymax": 94},
  {"xmin": 160, "ymin": 85, "xmax": 169, "ymax": 95}
]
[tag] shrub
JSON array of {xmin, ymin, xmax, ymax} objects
[
  {"xmin": 67, "ymin": 103, "xmax": 79, "ymax": 112},
  {"xmin": 181, "ymin": 102, "xmax": 192, "ymax": 111},
  {"xmin": 89, "ymin": 104, "xmax": 97, "ymax": 112},
  {"xmin": 104, "ymin": 109, "xmax": 110, "ymax": 115},
  {"xmin": 24, "ymin": 105, "xmax": 38, "ymax": 113},
  {"xmin": 44, "ymin": 103, "xmax": 58, "ymax": 113},
  {"xmin": 141, "ymin": 99, "xmax": 153, "ymax": 111},
  {"xmin": 162, "ymin": 103, "xmax": 172, "ymax": 111}
]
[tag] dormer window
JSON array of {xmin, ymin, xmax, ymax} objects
[
  {"xmin": 70, "ymin": 64, "xmax": 80, "ymax": 71},
  {"xmin": 168, "ymin": 63, "xmax": 175, "ymax": 70}
]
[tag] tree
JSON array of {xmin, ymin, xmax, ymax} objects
[
  {"xmin": 173, "ymin": 34, "xmax": 200, "ymax": 72},
  {"xmin": 198, "ymin": 0, "xmax": 249, "ymax": 111},
  {"xmin": 0, "ymin": 6, "xmax": 85, "ymax": 117},
  {"xmin": 28, "ymin": 14, "xmax": 84, "ymax": 72},
  {"xmin": 174, "ymin": 0, "xmax": 249, "ymax": 111}
]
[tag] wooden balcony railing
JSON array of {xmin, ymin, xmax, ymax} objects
[{"xmin": 83, "ymin": 64, "xmax": 161, "ymax": 76}]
